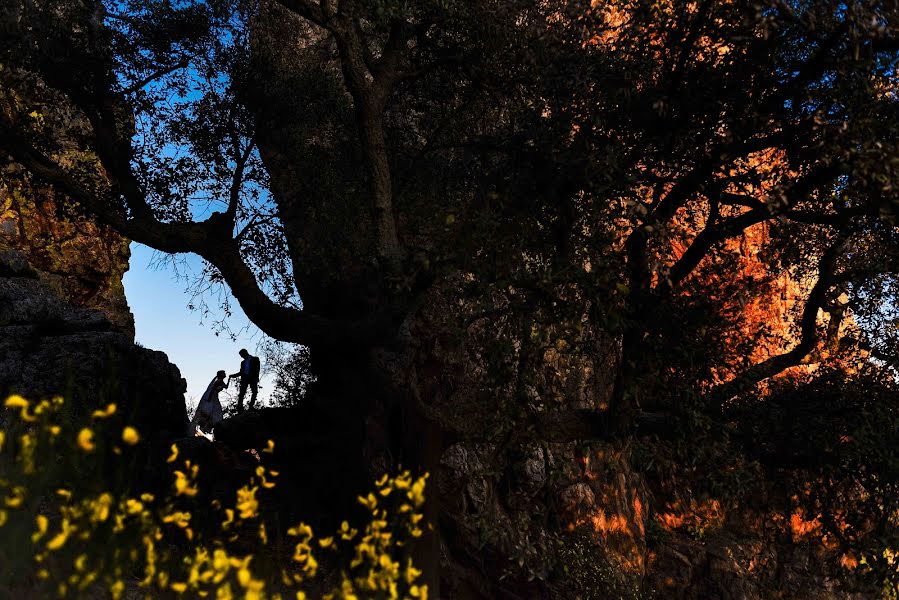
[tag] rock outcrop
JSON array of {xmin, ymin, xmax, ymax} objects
[
  {"xmin": 1, "ymin": 180, "xmax": 134, "ymax": 336},
  {"xmin": 0, "ymin": 180, "xmax": 187, "ymax": 442}
]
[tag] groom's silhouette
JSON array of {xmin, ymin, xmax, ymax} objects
[{"xmin": 230, "ymin": 349, "xmax": 260, "ymax": 412}]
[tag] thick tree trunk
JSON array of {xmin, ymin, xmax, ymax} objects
[{"xmin": 304, "ymin": 337, "xmax": 445, "ymax": 596}]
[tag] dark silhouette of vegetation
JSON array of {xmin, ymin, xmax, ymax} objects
[{"xmin": 2, "ymin": 0, "xmax": 899, "ymax": 595}]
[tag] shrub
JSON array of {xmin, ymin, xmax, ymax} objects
[{"xmin": 0, "ymin": 394, "xmax": 428, "ymax": 599}]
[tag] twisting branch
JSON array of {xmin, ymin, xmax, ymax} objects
[
  {"xmin": 273, "ymin": 0, "xmax": 405, "ymax": 275},
  {"xmin": 332, "ymin": 15, "xmax": 405, "ymax": 275},
  {"xmin": 121, "ymin": 58, "xmax": 189, "ymax": 95},
  {"xmin": 235, "ymin": 213, "xmax": 279, "ymax": 242},
  {"xmin": 353, "ymin": 18, "xmax": 377, "ymax": 72},
  {"xmin": 718, "ymin": 191, "xmax": 766, "ymax": 210},
  {"xmin": 370, "ymin": 19, "xmax": 410, "ymax": 91},
  {"xmin": 0, "ymin": 117, "xmax": 384, "ymax": 349},
  {"xmin": 226, "ymin": 139, "xmax": 255, "ymax": 223},
  {"xmin": 664, "ymin": 207, "xmax": 769, "ymax": 290},
  {"xmin": 662, "ymin": 163, "xmax": 844, "ymax": 291},
  {"xmin": 706, "ymin": 234, "xmax": 850, "ymax": 405},
  {"xmin": 610, "ymin": 133, "xmax": 790, "ymax": 422},
  {"xmin": 3, "ymin": 0, "xmax": 407, "ymax": 346}
]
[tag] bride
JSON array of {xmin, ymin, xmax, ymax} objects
[{"xmin": 189, "ymin": 370, "xmax": 227, "ymax": 436}]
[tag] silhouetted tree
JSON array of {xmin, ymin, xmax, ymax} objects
[{"xmin": 3, "ymin": 0, "xmax": 899, "ymax": 593}]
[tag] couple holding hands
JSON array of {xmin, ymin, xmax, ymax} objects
[{"xmin": 189, "ymin": 349, "xmax": 260, "ymax": 436}]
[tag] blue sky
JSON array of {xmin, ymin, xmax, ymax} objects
[{"xmin": 123, "ymin": 243, "xmax": 273, "ymax": 412}]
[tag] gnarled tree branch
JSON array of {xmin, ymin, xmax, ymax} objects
[
  {"xmin": 706, "ymin": 234, "xmax": 850, "ymax": 405},
  {"xmin": 0, "ymin": 118, "xmax": 384, "ymax": 348}
]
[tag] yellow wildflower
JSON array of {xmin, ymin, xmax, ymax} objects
[
  {"xmin": 32, "ymin": 514, "xmax": 48, "ymax": 543},
  {"xmin": 380, "ymin": 554, "xmax": 399, "ymax": 574},
  {"xmin": 394, "ymin": 472, "xmax": 411, "ymax": 490},
  {"xmin": 48, "ymin": 425, "xmax": 60, "ymax": 436},
  {"xmin": 263, "ymin": 439, "xmax": 275, "ymax": 453},
  {"xmin": 304, "ymin": 553, "xmax": 318, "ymax": 577},
  {"xmin": 125, "ymin": 498, "xmax": 144, "ymax": 515},
  {"xmin": 167, "ymin": 443, "xmax": 179, "ymax": 463},
  {"xmin": 371, "ymin": 518, "xmax": 388, "ymax": 531},
  {"xmin": 288, "ymin": 523, "xmax": 313, "ymax": 540},
  {"xmin": 46, "ymin": 519, "xmax": 72, "ymax": 550},
  {"xmin": 91, "ymin": 403, "xmax": 117, "ymax": 418},
  {"xmin": 4, "ymin": 486, "xmax": 25, "ymax": 508},
  {"xmin": 77, "ymin": 428, "xmax": 95, "ymax": 452},
  {"xmin": 236, "ymin": 486, "xmax": 259, "ymax": 519},
  {"xmin": 292, "ymin": 541, "xmax": 311, "ymax": 563},
  {"xmin": 174, "ymin": 470, "xmax": 198, "ymax": 496},
  {"xmin": 81, "ymin": 570, "xmax": 99, "ymax": 589},
  {"xmin": 339, "ymin": 521, "xmax": 357, "ymax": 540},
  {"xmin": 255, "ymin": 465, "xmax": 276, "ymax": 489},
  {"xmin": 319, "ymin": 536, "xmax": 334, "ymax": 548},
  {"xmin": 259, "ymin": 522, "xmax": 268, "ymax": 544},
  {"xmin": 410, "ymin": 584, "xmax": 428, "ymax": 599},
  {"xmin": 171, "ymin": 582, "xmax": 187, "ymax": 593},
  {"xmin": 140, "ymin": 534, "xmax": 157, "ymax": 585},
  {"xmin": 110, "ymin": 580, "xmax": 125, "ymax": 600},
  {"xmin": 247, "ymin": 589, "xmax": 264, "ymax": 600},
  {"xmin": 222, "ymin": 508, "xmax": 235, "ymax": 528},
  {"xmin": 212, "ymin": 549, "xmax": 230, "ymax": 574},
  {"xmin": 74, "ymin": 554, "xmax": 87, "ymax": 571},
  {"xmin": 408, "ymin": 474, "xmax": 427, "ymax": 508},
  {"xmin": 6, "ymin": 394, "xmax": 37, "ymax": 421},
  {"xmin": 122, "ymin": 426, "xmax": 140, "ymax": 445},
  {"xmin": 229, "ymin": 554, "xmax": 252, "ymax": 568},
  {"xmin": 216, "ymin": 583, "xmax": 233, "ymax": 600},
  {"xmin": 4, "ymin": 395, "xmax": 28, "ymax": 409},
  {"xmin": 91, "ymin": 493, "xmax": 113, "ymax": 522},
  {"xmin": 163, "ymin": 511, "xmax": 191, "ymax": 528},
  {"xmin": 340, "ymin": 578, "xmax": 357, "ymax": 599},
  {"xmin": 358, "ymin": 493, "xmax": 378, "ymax": 511},
  {"xmin": 405, "ymin": 559, "xmax": 422, "ymax": 585},
  {"xmin": 19, "ymin": 433, "xmax": 36, "ymax": 473}
]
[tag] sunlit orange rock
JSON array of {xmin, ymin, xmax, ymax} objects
[{"xmin": 0, "ymin": 178, "xmax": 134, "ymax": 336}]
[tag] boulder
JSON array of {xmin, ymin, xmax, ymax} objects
[{"xmin": 0, "ymin": 246, "xmax": 187, "ymax": 441}]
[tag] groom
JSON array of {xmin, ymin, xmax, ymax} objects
[{"xmin": 230, "ymin": 348, "xmax": 260, "ymax": 413}]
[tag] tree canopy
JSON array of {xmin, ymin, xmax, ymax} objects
[{"xmin": 3, "ymin": 0, "xmax": 899, "ymax": 594}]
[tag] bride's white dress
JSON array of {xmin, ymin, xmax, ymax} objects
[{"xmin": 190, "ymin": 377, "xmax": 225, "ymax": 435}]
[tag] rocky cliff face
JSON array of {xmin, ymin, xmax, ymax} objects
[
  {"xmin": 0, "ymin": 179, "xmax": 134, "ymax": 336},
  {"xmin": 0, "ymin": 179, "xmax": 187, "ymax": 441}
]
